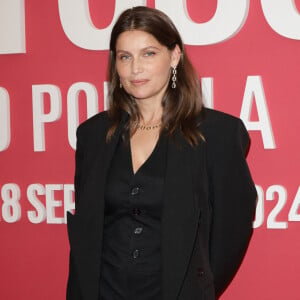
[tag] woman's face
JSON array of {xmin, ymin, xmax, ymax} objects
[{"xmin": 115, "ymin": 30, "xmax": 180, "ymax": 105}]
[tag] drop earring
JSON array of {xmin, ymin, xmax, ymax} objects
[
  {"xmin": 120, "ymin": 82, "xmax": 123, "ymax": 89},
  {"xmin": 171, "ymin": 66, "xmax": 177, "ymax": 89}
]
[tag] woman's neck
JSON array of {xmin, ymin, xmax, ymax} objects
[{"xmin": 135, "ymin": 99, "xmax": 163, "ymax": 124}]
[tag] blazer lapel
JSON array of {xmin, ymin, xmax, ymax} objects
[{"xmin": 161, "ymin": 133, "xmax": 204, "ymax": 300}]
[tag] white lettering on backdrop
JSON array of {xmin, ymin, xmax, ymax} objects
[
  {"xmin": 0, "ymin": 87, "xmax": 10, "ymax": 151},
  {"xmin": 2, "ymin": 1, "xmax": 300, "ymax": 54},
  {"xmin": 1, "ymin": 77, "xmax": 274, "ymax": 152},
  {"xmin": 240, "ymin": 76, "xmax": 275, "ymax": 149},
  {"xmin": 27, "ymin": 184, "xmax": 47, "ymax": 224},
  {"xmin": 2, "ymin": 183, "xmax": 300, "ymax": 228},
  {"xmin": 32, "ymin": 85, "xmax": 62, "ymax": 152},
  {"xmin": 261, "ymin": 0, "xmax": 300, "ymax": 40},
  {"xmin": 104, "ymin": 82, "xmax": 110, "ymax": 110},
  {"xmin": 201, "ymin": 78, "xmax": 214, "ymax": 109},
  {"xmin": 1, "ymin": 183, "xmax": 21, "ymax": 223},
  {"xmin": 157, "ymin": 0, "xmax": 249, "ymax": 45},
  {"xmin": 289, "ymin": 187, "xmax": 300, "ymax": 222},
  {"xmin": 57, "ymin": 0, "xmax": 146, "ymax": 50},
  {"xmin": 27, "ymin": 183, "xmax": 74, "ymax": 224},
  {"xmin": 253, "ymin": 184, "xmax": 300, "ymax": 228},
  {"xmin": 57, "ymin": 0, "xmax": 300, "ymax": 48},
  {"xmin": 0, "ymin": 0, "xmax": 25, "ymax": 54},
  {"xmin": 67, "ymin": 82, "xmax": 99, "ymax": 149}
]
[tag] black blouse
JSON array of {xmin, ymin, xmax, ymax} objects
[{"xmin": 99, "ymin": 133, "xmax": 167, "ymax": 300}]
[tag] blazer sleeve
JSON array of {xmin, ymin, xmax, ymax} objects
[
  {"xmin": 206, "ymin": 117, "xmax": 257, "ymax": 298},
  {"xmin": 66, "ymin": 127, "xmax": 84, "ymax": 300},
  {"xmin": 66, "ymin": 249, "xmax": 82, "ymax": 300},
  {"xmin": 74, "ymin": 127, "xmax": 84, "ymax": 214}
]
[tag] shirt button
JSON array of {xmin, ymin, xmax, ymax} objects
[
  {"xmin": 197, "ymin": 268, "xmax": 205, "ymax": 277},
  {"xmin": 131, "ymin": 187, "xmax": 140, "ymax": 195},
  {"xmin": 133, "ymin": 249, "xmax": 140, "ymax": 259},
  {"xmin": 134, "ymin": 227, "xmax": 143, "ymax": 234},
  {"xmin": 132, "ymin": 208, "xmax": 141, "ymax": 215}
]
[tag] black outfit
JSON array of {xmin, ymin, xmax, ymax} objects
[
  {"xmin": 66, "ymin": 108, "xmax": 257, "ymax": 300},
  {"xmin": 99, "ymin": 134, "xmax": 167, "ymax": 300}
]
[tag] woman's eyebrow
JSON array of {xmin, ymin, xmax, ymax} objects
[
  {"xmin": 116, "ymin": 50, "xmax": 131, "ymax": 54},
  {"xmin": 116, "ymin": 46, "xmax": 161, "ymax": 54},
  {"xmin": 141, "ymin": 46, "xmax": 161, "ymax": 51}
]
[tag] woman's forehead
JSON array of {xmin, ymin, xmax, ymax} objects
[{"xmin": 115, "ymin": 30, "xmax": 164, "ymax": 51}]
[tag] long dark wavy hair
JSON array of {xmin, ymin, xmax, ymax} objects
[{"xmin": 107, "ymin": 6, "xmax": 203, "ymax": 145}]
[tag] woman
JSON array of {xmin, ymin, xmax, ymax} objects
[{"xmin": 66, "ymin": 6, "xmax": 257, "ymax": 300}]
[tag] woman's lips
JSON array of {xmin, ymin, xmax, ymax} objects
[{"xmin": 130, "ymin": 79, "xmax": 149, "ymax": 86}]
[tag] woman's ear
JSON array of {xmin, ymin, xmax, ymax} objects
[{"xmin": 171, "ymin": 44, "xmax": 181, "ymax": 67}]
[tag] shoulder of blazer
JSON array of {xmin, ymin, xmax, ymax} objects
[
  {"xmin": 199, "ymin": 107, "xmax": 250, "ymax": 156},
  {"xmin": 76, "ymin": 111, "xmax": 110, "ymax": 143}
]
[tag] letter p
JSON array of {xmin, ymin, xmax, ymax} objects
[{"xmin": 32, "ymin": 85, "xmax": 62, "ymax": 151}]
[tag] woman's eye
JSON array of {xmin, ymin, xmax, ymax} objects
[
  {"xmin": 119, "ymin": 54, "xmax": 130, "ymax": 61},
  {"xmin": 144, "ymin": 51, "xmax": 155, "ymax": 57}
]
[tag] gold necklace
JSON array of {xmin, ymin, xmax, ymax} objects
[{"xmin": 135, "ymin": 122, "xmax": 162, "ymax": 130}]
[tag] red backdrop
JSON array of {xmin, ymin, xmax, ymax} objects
[{"xmin": 1, "ymin": 1, "xmax": 300, "ymax": 299}]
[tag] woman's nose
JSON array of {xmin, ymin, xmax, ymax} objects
[{"xmin": 131, "ymin": 57, "xmax": 143, "ymax": 74}]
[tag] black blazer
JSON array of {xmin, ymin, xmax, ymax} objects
[{"xmin": 66, "ymin": 108, "xmax": 257, "ymax": 300}]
